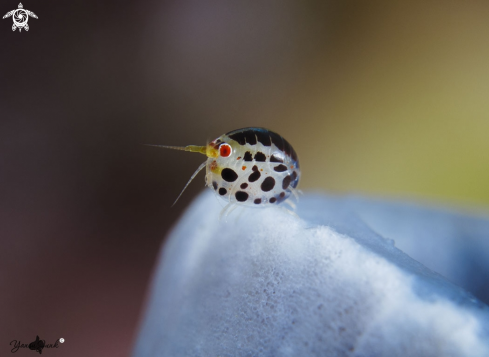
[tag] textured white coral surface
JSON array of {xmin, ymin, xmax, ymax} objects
[{"xmin": 133, "ymin": 192, "xmax": 489, "ymax": 357}]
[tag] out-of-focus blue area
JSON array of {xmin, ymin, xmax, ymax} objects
[
  {"xmin": 134, "ymin": 192, "xmax": 489, "ymax": 356},
  {"xmin": 346, "ymin": 197, "xmax": 489, "ymax": 305},
  {"xmin": 300, "ymin": 195, "xmax": 489, "ymax": 308}
]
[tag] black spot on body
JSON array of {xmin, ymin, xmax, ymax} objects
[
  {"xmin": 212, "ymin": 181, "xmax": 218, "ymax": 190},
  {"xmin": 282, "ymin": 175, "xmax": 292, "ymax": 189},
  {"xmin": 270, "ymin": 155, "xmax": 283, "ymax": 163},
  {"xmin": 274, "ymin": 164, "xmax": 287, "ymax": 172},
  {"xmin": 240, "ymin": 183, "xmax": 248, "ymax": 189},
  {"xmin": 283, "ymin": 140, "xmax": 292, "ymax": 157},
  {"xmin": 243, "ymin": 151, "xmax": 253, "ymax": 161},
  {"xmin": 252, "ymin": 165, "xmax": 258, "ymax": 171},
  {"xmin": 254, "ymin": 198, "xmax": 262, "ymax": 204},
  {"xmin": 229, "ymin": 129, "xmax": 258, "ymax": 146},
  {"xmin": 221, "ymin": 168, "xmax": 238, "ymax": 182},
  {"xmin": 255, "ymin": 129, "xmax": 271, "ymax": 146},
  {"xmin": 261, "ymin": 177, "xmax": 275, "ymax": 192},
  {"xmin": 249, "ymin": 170, "xmax": 261, "ymax": 182},
  {"xmin": 277, "ymin": 191, "xmax": 287, "ymax": 204},
  {"xmin": 270, "ymin": 197, "xmax": 277, "ymax": 203},
  {"xmin": 244, "ymin": 131, "xmax": 257, "ymax": 145},
  {"xmin": 291, "ymin": 171, "xmax": 299, "ymax": 187},
  {"xmin": 254, "ymin": 152, "xmax": 266, "ymax": 162},
  {"xmin": 290, "ymin": 147, "xmax": 298, "ymax": 162},
  {"xmin": 235, "ymin": 191, "xmax": 249, "ymax": 202},
  {"xmin": 226, "ymin": 128, "xmax": 298, "ymax": 165},
  {"xmin": 219, "ymin": 188, "xmax": 227, "ymax": 195},
  {"xmin": 229, "ymin": 132, "xmax": 246, "ymax": 145},
  {"xmin": 269, "ymin": 132, "xmax": 285, "ymax": 151}
]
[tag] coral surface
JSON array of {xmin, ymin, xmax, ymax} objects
[{"xmin": 133, "ymin": 192, "xmax": 489, "ymax": 357}]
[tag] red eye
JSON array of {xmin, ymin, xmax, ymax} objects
[{"xmin": 219, "ymin": 143, "xmax": 232, "ymax": 157}]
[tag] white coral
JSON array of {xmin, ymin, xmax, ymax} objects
[{"xmin": 133, "ymin": 191, "xmax": 489, "ymax": 357}]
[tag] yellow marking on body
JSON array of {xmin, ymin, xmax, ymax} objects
[
  {"xmin": 210, "ymin": 160, "xmax": 222, "ymax": 174},
  {"xmin": 205, "ymin": 145, "xmax": 219, "ymax": 158}
]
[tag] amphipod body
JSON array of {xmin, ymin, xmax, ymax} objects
[{"xmin": 149, "ymin": 127, "xmax": 300, "ymax": 207}]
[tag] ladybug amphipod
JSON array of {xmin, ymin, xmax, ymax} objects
[{"xmin": 149, "ymin": 127, "xmax": 300, "ymax": 212}]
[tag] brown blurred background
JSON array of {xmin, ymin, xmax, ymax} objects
[{"xmin": 1, "ymin": 1, "xmax": 489, "ymax": 355}]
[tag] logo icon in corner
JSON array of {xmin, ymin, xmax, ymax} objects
[
  {"xmin": 3, "ymin": 3, "xmax": 37, "ymax": 32},
  {"xmin": 28, "ymin": 336, "xmax": 44, "ymax": 354}
]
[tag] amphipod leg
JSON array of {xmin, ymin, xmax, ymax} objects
[
  {"xmin": 280, "ymin": 206, "xmax": 300, "ymax": 219},
  {"xmin": 233, "ymin": 206, "xmax": 246, "ymax": 223},
  {"xmin": 219, "ymin": 202, "xmax": 234, "ymax": 221},
  {"xmin": 227, "ymin": 204, "xmax": 240, "ymax": 217},
  {"xmin": 284, "ymin": 199, "xmax": 296, "ymax": 210},
  {"xmin": 172, "ymin": 160, "xmax": 207, "ymax": 206},
  {"xmin": 289, "ymin": 187, "xmax": 300, "ymax": 202}
]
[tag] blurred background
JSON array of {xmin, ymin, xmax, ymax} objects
[{"xmin": 1, "ymin": 0, "xmax": 489, "ymax": 355}]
